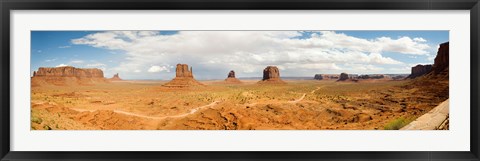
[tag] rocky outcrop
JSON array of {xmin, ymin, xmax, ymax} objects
[
  {"xmin": 109, "ymin": 73, "xmax": 122, "ymax": 81},
  {"xmin": 314, "ymin": 74, "xmax": 340, "ymax": 80},
  {"xmin": 358, "ymin": 74, "xmax": 388, "ymax": 80},
  {"xmin": 34, "ymin": 66, "xmax": 104, "ymax": 78},
  {"xmin": 401, "ymin": 99, "xmax": 449, "ymax": 130},
  {"xmin": 175, "ymin": 64, "xmax": 193, "ymax": 78},
  {"xmin": 163, "ymin": 64, "xmax": 204, "ymax": 87},
  {"xmin": 262, "ymin": 66, "xmax": 280, "ymax": 80},
  {"xmin": 408, "ymin": 65, "xmax": 432, "ymax": 79},
  {"xmin": 392, "ymin": 75, "xmax": 407, "ymax": 80},
  {"xmin": 258, "ymin": 66, "xmax": 286, "ymax": 84},
  {"xmin": 31, "ymin": 66, "xmax": 107, "ymax": 86},
  {"xmin": 407, "ymin": 42, "xmax": 449, "ymax": 79},
  {"xmin": 432, "ymin": 42, "xmax": 449, "ymax": 74},
  {"xmin": 228, "ymin": 70, "xmax": 235, "ymax": 78},
  {"xmin": 337, "ymin": 73, "xmax": 349, "ymax": 81},
  {"xmin": 225, "ymin": 70, "xmax": 242, "ymax": 84},
  {"xmin": 314, "ymin": 74, "xmax": 323, "ymax": 80}
]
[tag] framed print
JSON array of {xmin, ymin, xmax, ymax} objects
[{"xmin": 1, "ymin": 0, "xmax": 479, "ymax": 161}]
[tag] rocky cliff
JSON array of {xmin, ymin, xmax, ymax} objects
[
  {"xmin": 34, "ymin": 66, "xmax": 104, "ymax": 78},
  {"xmin": 407, "ymin": 42, "xmax": 449, "ymax": 79},
  {"xmin": 432, "ymin": 42, "xmax": 449, "ymax": 74},
  {"xmin": 407, "ymin": 65, "xmax": 433, "ymax": 79},
  {"xmin": 31, "ymin": 66, "xmax": 107, "ymax": 86},
  {"xmin": 258, "ymin": 66, "xmax": 286, "ymax": 84}
]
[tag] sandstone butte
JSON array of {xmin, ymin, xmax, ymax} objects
[
  {"xmin": 109, "ymin": 73, "xmax": 122, "ymax": 81},
  {"xmin": 337, "ymin": 72, "xmax": 349, "ymax": 81},
  {"xmin": 258, "ymin": 66, "xmax": 286, "ymax": 84},
  {"xmin": 31, "ymin": 66, "xmax": 107, "ymax": 86},
  {"xmin": 314, "ymin": 74, "xmax": 340, "ymax": 80},
  {"xmin": 162, "ymin": 64, "xmax": 204, "ymax": 87},
  {"xmin": 407, "ymin": 64, "xmax": 433, "ymax": 79},
  {"xmin": 224, "ymin": 70, "xmax": 242, "ymax": 84},
  {"xmin": 407, "ymin": 42, "xmax": 449, "ymax": 79}
]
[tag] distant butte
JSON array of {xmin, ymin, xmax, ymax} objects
[
  {"xmin": 31, "ymin": 66, "xmax": 107, "ymax": 86},
  {"xmin": 109, "ymin": 73, "xmax": 122, "ymax": 81},
  {"xmin": 162, "ymin": 64, "xmax": 204, "ymax": 87},
  {"xmin": 337, "ymin": 72, "xmax": 349, "ymax": 81},
  {"xmin": 258, "ymin": 66, "xmax": 286, "ymax": 84},
  {"xmin": 224, "ymin": 70, "xmax": 242, "ymax": 84}
]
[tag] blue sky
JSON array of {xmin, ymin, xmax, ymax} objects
[{"xmin": 31, "ymin": 31, "xmax": 448, "ymax": 80}]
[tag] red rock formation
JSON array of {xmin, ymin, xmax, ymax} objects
[
  {"xmin": 175, "ymin": 64, "xmax": 193, "ymax": 78},
  {"xmin": 258, "ymin": 66, "xmax": 286, "ymax": 84},
  {"xmin": 337, "ymin": 73, "xmax": 349, "ymax": 81},
  {"xmin": 163, "ymin": 64, "xmax": 204, "ymax": 87},
  {"xmin": 432, "ymin": 42, "xmax": 449, "ymax": 74},
  {"xmin": 358, "ymin": 74, "xmax": 387, "ymax": 79},
  {"xmin": 109, "ymin": 73, "xmax": 122, "ymax": 81},
  {"xmin": 31, "ymin": 66, "xmax": 107, "ymax": 86},
  {"xmin": 34, "ymin": 66, "xmax": 104, "ymax": 78},
  {"xmin": 408, "ymin": 64, "xmax": 433, "ymax": 79},
  {"xmin": 406, "ymin": 42, "xmax": 449, "ymax": 79},
  {"xmin": 262, "ymin": 66, "xmax": 280, "ymax": 80},
  {"xmin": 314, "ymin": 74, "xmax": 340, "ymax": 80},
  {"xmin": 225, "ymin": 70, "xmax": 242, "ymax": 84},
  {"xmin": 227, "ymin": 70, "xmax": 235, "ymax": 78},
  {"xmin": 314, "ymin": 74, "xmax": 323, "ymax": 80}
]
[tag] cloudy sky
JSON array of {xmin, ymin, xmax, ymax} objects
[{"xmin": 31, "ymin": 31, "xmax": 448, "ymax": 80}]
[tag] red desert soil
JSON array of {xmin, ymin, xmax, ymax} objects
[{"xmin": 31, "ymin": 78, "xmax": 448, "ymax": 130}]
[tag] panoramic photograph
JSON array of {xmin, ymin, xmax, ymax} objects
[{"xmin": 30, "ymin": 31, "xmax": 449, "ymax": 130}]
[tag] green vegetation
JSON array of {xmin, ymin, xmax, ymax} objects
[
  {"xmin": 31, "ymin": 117, "xmax": 43, "ymax": 124},
  {"xmin": 384, "ymin": 117, "xmax": 414, "ymax": 130}
]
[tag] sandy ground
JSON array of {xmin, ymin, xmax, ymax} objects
[{"xmin": 31, "ymin": 79, "xmax": 448, "ymax": 130}]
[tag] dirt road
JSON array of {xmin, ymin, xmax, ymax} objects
[
  {"xmin": 70, "ymin": 86, "xmax": 323, "ymax": 120},
  {"xmin": 71, "ymin": 101, "xmax": 220, "ymax": 120}
]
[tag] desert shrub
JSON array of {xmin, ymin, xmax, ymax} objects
[
  {"xmin": 31, "ymin": 117, "xmax": 43, "ymax": 124},
  {"xmin": 44, "ymin": 125, "xmax": 52, "ymax": 130},
  {"xmin": 384, "ymin": 117, "xmax": 413, "ymax": 130}
]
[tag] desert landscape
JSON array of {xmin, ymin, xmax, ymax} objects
[
  {"xmin": 31, "ymin": 43, "xmax": 448, "ymax": 130},
  {"xmin": 30, "ymin": 40, "xmax": 449, "ymax": 130}
]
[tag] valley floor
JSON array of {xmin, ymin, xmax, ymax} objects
[{"xmin": 30, "ymin": 79, "xmax": 449, "ymax": 130}]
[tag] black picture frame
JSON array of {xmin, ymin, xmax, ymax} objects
[{"xmin": 1, "ymin": 0, "xmax": 479, "ymax": 161}]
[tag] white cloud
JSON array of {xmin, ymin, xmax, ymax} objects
[
  {"xmin": 148, "ymin": 65, "xmax": 170, "ymax": 73},
  {"xmin": 56, "ymin": 64, "xmax": 69, "ymax": 67},
  {"xmin": 311, "ymin": 31, "xmax": 430, "ymax": 55},
  {"xmin": 367, "ymin": 53, "xmax": 403, "ymax": 64},
  {"xmin": 134, "ymin": 69, "xmax": 142, "ymax": 73},
  {"xmin": 413, "ymin": 37, "xmax": 427, "ymax": 42},
  {"xmin": 375, "ymin": 36, "xmax": 430, "ymax": 55},
  {"xmin": 72, "ymin": 31, "xmax": 432, "ymax": 78}
]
